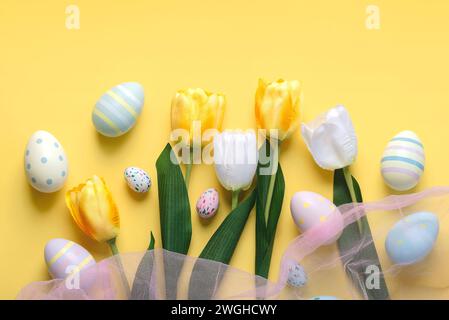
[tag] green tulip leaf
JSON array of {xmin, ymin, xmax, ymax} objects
[
  {"xmin": 156, "ymin": 143, "xmax": 192, "ymax": 299},
  {"xmin": 255, "ymin": 140, "xmax": 285, "ymax": 279},
  {"xmin": 199, "ymin": 189, "xmax": 256, "ymax": 263},
  {"xmin": 156, "ymin": 143, "xmax": 192, "ymax": 254},
  {"xmin": 188, "ymin": 189, "xmax": 257, "ymax": 299},
  {"xmin": 334, "ymin": 168, "xmax": 390, "ymax": 300},
  {"xmin": 130, "ymin": 232, "xmax": 155, "ymax": 300}
]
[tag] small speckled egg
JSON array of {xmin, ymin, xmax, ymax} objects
[
  {"xmin": 381, "ymin": 130, "xmax": 425, "ymax": 191},
  {"xmin": 44, "ymin": 239, "xmax": 96, "ymax": 285},
  {"xmin": 310, "ymin": 296, "xmax": 339, "ymax": 300},
  {"xmin": 290, "ymin": 191, "xmax": 343, "ymax": 245},
  {"xmin": 385, "ymin": 211, "xmax": 438, "ymax": 265},
  {"xmin": 196, "ymin": 188, "xmax": 219, "ymax": 219},
  {"xmin": 287, "ymin": 263, "xmax": 307, "ymax": 288},
  {"xmin": 124, "ymin": 167, "xmax": 151, "ymax": 193},
  {"xmin": 24, "ymin": 130, "xmax": 68, "ymax": 193},
  {"xmin": 92, "ymin": 82, "xmax": 144, "ymax": 137}
]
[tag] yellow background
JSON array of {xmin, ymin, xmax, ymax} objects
[{"xmin": 1, "ymin": 0, "xmax": 449, "ymax": 299}]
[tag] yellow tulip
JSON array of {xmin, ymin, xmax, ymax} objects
[
  {"xmin": 65, "ymin": 175, "xmax": 120, "ymax": 243},
  {"xmin": 255, "ymin": 78, "xmax": 302, "ymax": 141},
  {"xmin": 171, "ymin": 88, "xmax": 226, "ymax": 147}
]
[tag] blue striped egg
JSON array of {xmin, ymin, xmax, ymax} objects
[
  {"xmin": 381, "ymin": 130, "xmax": 425, "ymax": 191},
  {"xmin": 385, "ymin": 211, "xmax": 438, "ymax": 265},
  {"xmin": 92, "ymin": 82, "xmax": 144, "ymax": 137},
  {"xmin": 44, "ymin": 239, "xmax": 96, "ymax": 280}
]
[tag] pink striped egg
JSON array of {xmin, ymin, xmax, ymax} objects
[
  {"xmin": 196, "ymin": 188, "xmax": 219, "ymax": 219},
  {"xmin": 381, "ymin": 131, "xmax": 425, "ymax": 191},
  {"xmin": 44, "ymin": 239, "xmax": 96, "ymax": 284}
]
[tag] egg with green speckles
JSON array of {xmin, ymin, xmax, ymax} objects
[
  {"xmin": 24, "ymin": 130, "xmax": 68, "ymax": 193},
  {"xmin": 381, "ymin": 130, "xmax": 425, "ymax": 191},
  {"xmin": 92, "ymin": 82, "xmax": 145, "ymax": 137},
  {"xmin": 385, "ymin": 211, "xmax": 438, "ymax": 265},
  {"xmin": 124, "ymin": 167, "xmax": 151, "ymax": 193}
]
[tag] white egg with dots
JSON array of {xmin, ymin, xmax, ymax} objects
[{"xmin": 24, "ymin": 130, "xmax": 68, "ymax": 193}]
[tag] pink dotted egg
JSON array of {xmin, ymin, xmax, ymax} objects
[
  {"xmin": 196, "ymin": 188, "xmax": 219, "ymax": 219},
  {"xmin": 290, "ymin": 191, "xmax": 344, "ymax": 245}
]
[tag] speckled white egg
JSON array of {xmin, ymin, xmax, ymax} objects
[
  {"xmin": 44, "ymin": 239, "xmax": 96, "ymax": 287},
  {"xmin": 287, "ymin": 263, "xmax": 307, "ymax": 288},
  {"xmin": 290, "ymin": 191, "xmax": 343, "ymax": 244},
  {"xmin": 24, "ymin": 130, "xmax": 68, "ymax": 193},
  {"xmin": 385, "ymin": 211, "xmax": 438, "ymax": 265},
  {"xmin": 124, "ymin": 167, "xmax": 151, "ymax": 193},
  {"xmin": 92, "ymin": 82, "xmax": 144, "ymax": 137},
  {"xmin": 196, "ymin": 188, "xmax": 219, "ymax": 219},
  {"xmin": 381, "ymin": 130, "xmax": 425, "ymax": 191}
]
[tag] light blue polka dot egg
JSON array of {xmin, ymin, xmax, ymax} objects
[
  {"xmin": 385, "ymin": 211, "xmax": 438, "ymax": 265},
  {"xmin": 24, "ymin": 130, "xmax": 68, "ymax": 193},
  {"xmin": 381, "ymin": 130, "xmax": 425, "ymax": 191},
  {"xmin": 92, "ymin": 82, "xmax": 144, "ymax": 137}
]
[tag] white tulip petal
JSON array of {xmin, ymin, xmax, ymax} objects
[
  {"xmin": 301, "ymin": 105, "xmax": 357, "ymax": 170},
  {"xmin": 214, "ymin": 130, "xmax": 258, "ymax": 191}
]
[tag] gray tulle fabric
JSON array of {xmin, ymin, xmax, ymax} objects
[{"xmin": 17, "ymin": 187, "xmax": 449, "ymax": 300}]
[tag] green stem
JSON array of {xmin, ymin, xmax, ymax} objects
[
  {"xmin": 184, "ymin": 150, "xmax": 193, "ymax": 186},
  {"xmin": 107, "ymin": 238, "xmax": 131, "ymax": 297},
  {"xmin": 343, "ymin": 166, "xmax": 362, "ymax": 231},
  {"xmin": 231, "ymin": 189, "xmax": 240, "ymax": 210},
  {"xmin": 343, "ymin": 166, "xmax": 357, "ymax": 203},
  {"xmin": 263, "ymin": 143, "xmax": 280, "ymax": 224}
]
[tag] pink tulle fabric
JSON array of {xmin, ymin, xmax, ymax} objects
[{"xmin": 17, "ymin": 186, "xmax": 449, "ymax": 300}]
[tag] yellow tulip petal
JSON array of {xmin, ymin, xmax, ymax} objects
[
  {"xmin": 171, "ymin": 88, "xmax": 226, "ymax": 146},
  {"xmin": 65, "ymin": 176, "xmax": 119, "ymax": 243},
  {"xmin": 254, "ymin": 78, "xmax": 301, "ymax": 141}
]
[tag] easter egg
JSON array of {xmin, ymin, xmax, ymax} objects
[
  {"xmin": 92, "ymin": 82, "xmax": 144, "ymax": 137},
  {"xmin": 196, "ymin": 188, "xmax": 219, "ymax": 219},
  {"xmin": 381, "ymin": 130, "xmax": 425, "ymax": 191},
  {"xmin": 385, "ymin": 211, "xmax": 438, "ymax": 265},
  {"xmin": 44, "ymin": 239, "xmax": 96, "ymax": 283},
  {"xmin": 124, "ymin": 167, "xmax": 151, "ymax": 193},
  {"xmin": 287, "ymin": 263, "xmax": 307, "ymax": 288},
  {"xmin": 310, "ymin": 296, "xmax": 339, "ymax": 300},
  {"xmin": 290, "ymin": 191, "xmax": 343, "ymax": 244},
  {"xmin": 24, "ymin": 130, "xmax": 68, "ymax": 193}
]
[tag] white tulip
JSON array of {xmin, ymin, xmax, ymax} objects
[
  {"xmin": 301, "ymin": 105, "xmax": 358, "ymax": 170},
  {"xmin": 214, "ymin": 130, "xmax": 258, "ymax": 192}
]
